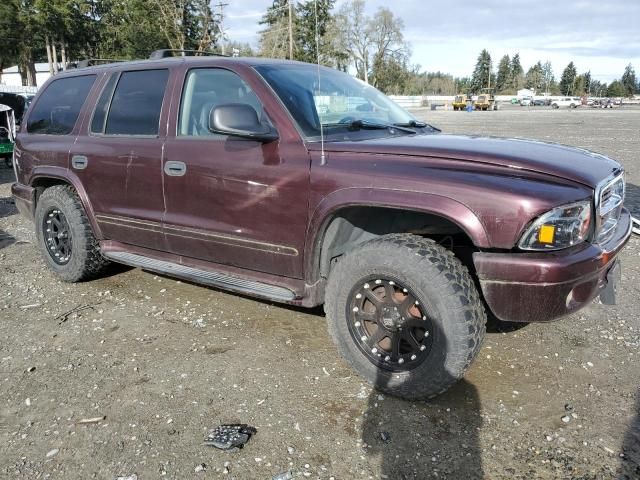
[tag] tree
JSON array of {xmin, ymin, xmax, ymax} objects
[
  {"xmin": 607, "ymin": 80, "xmax": 626, "ymax": 97},
  {"xmin": 335, "ymin": 0, "xmax": 372, "ymax": 81},
  {"xmin": 621, "ymin": 63, "xmax": 637, "ymax": 97},
  {"xmin": 470, "ymin": 49, "xmax": 492, "ymax": 93},
  {"xmin": 524, "ymin": 61, "xmax": 544, "ymax": 93},
  {"xmin": 510, "ymin": 53, "xmax": 524, "ymax": 90},
  {"xmin": 495, "ymin": 54, "xmax": 511, "ymax": 93},
  {"xmin": 541, "ymin": 61, "xmax": 554, "ymax": 95},
  {"xmin": 0, "ymin": 0, "xmax": 21, "ymax": 80},
  {"xmin": 559, "ymin": 61, "xmax": 577, "ymax": 95},
  {"xmin": 366, "ymin": 7, "xmax": 408, "ymax": 89},
  {"xmin": 259, "ymin": 1, "xmax": 296, "ymax": 59},
  {"xmin": 296, "ymin": 0, "xmax": 337, "ymax": 65}
]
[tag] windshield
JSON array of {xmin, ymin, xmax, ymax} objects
[{"xmin": 255, "ymin": 64, "xmax": 420, "ymax": 141}]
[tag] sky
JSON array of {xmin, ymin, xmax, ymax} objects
[{"xmin": 223, "ymin": 0, "xmax": 640, "ymax": 83}]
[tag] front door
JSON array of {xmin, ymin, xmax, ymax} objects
[
  {"xmin": 162, "ymin": 66, "xmax": 310, "ymax": 278},
  {"xmin": 70, "ymin": 68, "xmax": 171, "ymax": 251}
]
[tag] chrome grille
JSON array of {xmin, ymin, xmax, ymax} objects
[{"xmin": 596, "ymin": 173, "xmax": 625, "ymax": 244}]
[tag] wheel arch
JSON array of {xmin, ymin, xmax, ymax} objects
[
  {"xmin": 304, "ymin": 188, "xmax": 490, "ymax": 285},
  {"xmin": 30, "ymin": 168, "xmax": 103, "ymax": 239}
]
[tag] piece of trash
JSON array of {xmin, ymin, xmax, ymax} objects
[
  {"xmin": 322, "ymin": 367, "xmax": 330, "ymax": 376},
  {"xmin": 379, "ymin": 431, "xmax": 391, "ymax": 443},
  {"xmin": 76, "ymin": 415, "xmax": 106, "ymax": 425},
  {"xmin": 272, "ymin": 472, "xmax": 293, "ymax": 480},
  {"xmin": 203, "ymin": 424, "xmax": 257, "ymax": 451},
  {"xmin": 46, "ymin": 448, "xmax": 59, "ymax": 457},
  {"xmin": 27, "ymin": 366, "xmax": 36, "ymax": 373},
  {"xmin": 561, "ymin": 415, "xmax": 571, "ymax": 423},
  {"xmin": 25, "ymin": 398, "xmax": 31, "ymax": 406},
  {"xmin": 194, "ymin": 463, "xmax": 207, "ymax": 473},
  {"xmin": 116, "ymin": 475, "xmax": 138, "ymax": 480},
  {"xmin": 20, "ymin": 303, "xmax": 42, "ymax": 309}
]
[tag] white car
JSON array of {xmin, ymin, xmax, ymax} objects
[
  {"xmin": 551, "ymin": 97, "xmax": 582, "ymax": 109},
  {"xmin": 520, "ymin": 97, "xmax": 533, "ymax": 106}
]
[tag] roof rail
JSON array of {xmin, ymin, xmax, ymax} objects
[
  {"xmin": 73, "ymin": 59, "xmax": 127, "ymax": 69},
  {"xmin": 149, "ymin": 49, "xmax": 229, "ymax": 59}
]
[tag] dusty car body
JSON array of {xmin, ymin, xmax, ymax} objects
[{"xmin": 11, "ymin": 56, "xmax": 631, "ymax": 398}]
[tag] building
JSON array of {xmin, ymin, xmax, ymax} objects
[
  {"xmin": 0, "ymin": 63, "xmax": 52, "ymax": 88},
  {"xmin": 516, "ymin": 88, "xmax": 535, "ymax": 99}
]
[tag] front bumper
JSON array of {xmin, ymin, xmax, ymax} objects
[
  {"xmin": 11, "ymin": 182, "xmax": 35, "ymax": 222},
  {"xmin": 474, "ymin": 208, "xmax": 632, "ymax": 323}
]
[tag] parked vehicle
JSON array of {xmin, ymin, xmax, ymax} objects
[
  {"xmin": 520, "ymin": 97, "xmax": 533, "ymax": 106},
  {"xmin": 532, "ymin": 98, "xmax": 550, "ymax": 106},
  {"xmin": 11, "ymin": 55, "xmax": 631, "ymax": 399},
  {"xmin": 551, "ymin": 97, "xmax": 581, "ymax": 109},
  {"xmin": 0, "ymin": 104, "xmax": 16, "ymax": 167},
  {"xmin": 474, "ymin": 89, "xmax": 499, "ymax": 110},
  {"xmin": 0, "ymin": 92, "xmax": 34, "ymax": 126},
  {"xmin": 452, "ymin": 94, "xmax": 471, "ymax": 111}
]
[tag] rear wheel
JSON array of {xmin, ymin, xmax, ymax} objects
[
  {"xmin": 35, "ymin": 185, "xmax": 109, "ymax": 282},
  {"xmin": 325, "ymin": 234, "xmax": 486, "ymax": 400}
]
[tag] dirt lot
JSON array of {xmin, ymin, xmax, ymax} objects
[{"xmin": 1, "ymin": 107, "xmax": 639, "ymax": 480}]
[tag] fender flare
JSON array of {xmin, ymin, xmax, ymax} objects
[
  {"xmin": 30, "ymin": 166, "xmax": 104, "ymax": 240},
  {"xmin": 303, "ymin": 187, "xmax": 490, "ymax": 283}
]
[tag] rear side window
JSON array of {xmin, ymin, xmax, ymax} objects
[
  {"xmin": 90, "ymin": 73, "xmax": 118, "ymax": 134},
  {"xmin": 27, "ymin": 75, "xmax": 96, "ymax": 134},
  {"xmin": 105, "ymin": 69, "xmax": 169, "ymax": 136}
]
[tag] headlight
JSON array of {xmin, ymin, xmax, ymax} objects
[{"xmin": 518, "ymin": 200, "xmax": 592, "ymax": 251}]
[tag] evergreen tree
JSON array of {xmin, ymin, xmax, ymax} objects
[
  {"xmin": 296, "ymin": 0, "xmax": 336, "ymax": 64},
  {"xmin": 524, "ymin": 61, "xmax": 544, "ymax": 92},
  {"xmin": 621, "ymin": 63, "xmax": 637, "ymax": 97},
  {"xmin": 495, "ymin": 54, "xmax": 511, "ymax": 93},
  {"xmin": 510, "ymin": 53, "xmax": 524, "ymax": 90},
  {"xmin": 470, "ymin": 49, "xmax": 492, "ymax": 93},
  {"xmin": 559, "ymin": 62, "xmax": 577, "ymax": 95},
  {"xmin": 607, "ymin": 80, "xmax": 626, "ymax": 97}
]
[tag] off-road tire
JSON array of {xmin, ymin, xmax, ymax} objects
[
  {"xmin": 35, "ymin": 185, "xmax": 109, "ymax": 282},
  {"xmin": 325, "ymin": 233, "xmax": 486, "ymax": 400}
]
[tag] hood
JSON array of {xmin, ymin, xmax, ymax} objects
[{"xmin": 314, "ymin": 134, "xmax": 621, "ymax": 188}]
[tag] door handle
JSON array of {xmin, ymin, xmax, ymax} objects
[
  {"xmin": 72, "ymin": 155, "xmax": 88, "ymax": 170},
  {"xmin": 164, "ymin": 161, "xmax": 187, "ymax": 177}
]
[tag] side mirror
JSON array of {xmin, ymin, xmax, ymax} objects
[{"xmin": 209, "ymin": 103, "xmax": 278, "ymax": 142}]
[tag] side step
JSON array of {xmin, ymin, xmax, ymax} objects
[{"xmin": 103, "ymin": 251, "xmax": 296, "ymax": 302}]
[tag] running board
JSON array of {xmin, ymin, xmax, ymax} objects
[{"xmin": 103, "ymin": 251, "xmax": 296, "ymax": 302}]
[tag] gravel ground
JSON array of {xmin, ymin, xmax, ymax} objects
[{"xmin": 1, "ymin": 106, "xmax": 639, "ymax": 480}]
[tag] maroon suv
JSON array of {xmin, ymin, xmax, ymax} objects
[{"xmin": 11, "ymin": 56, "xmax": 631, "ymax": 399}]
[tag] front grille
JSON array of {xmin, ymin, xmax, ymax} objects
[{"xmin": 596, "ymin": 173, "xmax": 625, "ymax": 244}]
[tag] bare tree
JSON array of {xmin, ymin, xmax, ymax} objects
[{"xmin": 336, "ymin": 0, "xmax": 372, "ymax": 83}]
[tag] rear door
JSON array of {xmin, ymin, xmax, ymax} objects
[
  {"xmin": 17, "ymin": 74, "xmax": 96, "ymax": 183},
  {"xmin": 70, "ymin": 68, "xmax": 171, "ymax": 251},
  {"xmin": 161, "ymin": 65, "xmax": 310, "ymax": 278}
]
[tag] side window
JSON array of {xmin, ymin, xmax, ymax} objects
[
  {"xmin": 105, "ymin": 69, "xmax": 169, "ymax": 136},
  {"xmin": 27, "ymin": 75, "xmax": 96, "ymax": 135},
  {"xmin": 90, "ymin": 73, "xmax": 118, "ymax": 134},
  {"xmin": 178, "ymin": 68, "xmax": 265, "ymax": 137}
]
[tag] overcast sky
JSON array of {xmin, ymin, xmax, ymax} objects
[{"xmin": 224, "ymin": 0, "xmax": 640, "ymax": 82}]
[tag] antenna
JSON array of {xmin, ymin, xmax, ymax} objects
[{"xmin": 314, "ymin": 0, "xmax": 326, "ymax": 166}]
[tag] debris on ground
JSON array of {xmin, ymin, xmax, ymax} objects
[
  {"xmin": 76, "ymin": 415, "xmax": 106, "ymax": 425},
  {"xmin": 203, "ymin": 424, "xmax": 257, "ymax": 451},
  {"xmin": 272, "ymin": 471, "xmax": 293, "ymax": 480}
]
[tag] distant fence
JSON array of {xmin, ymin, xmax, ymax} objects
[{"xmin": 0, "ymin": 84, "xmax": 39, "ymax": 94}]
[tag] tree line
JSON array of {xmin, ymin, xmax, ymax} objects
[
  {"xmin": 1, "ymin": 0, "xmax": 638, "ymax": 98},
  {"xmin": 468, "ymin": 49, "xmax": 638, "ymax": 98}
]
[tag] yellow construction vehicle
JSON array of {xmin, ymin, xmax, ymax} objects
[
  {"xmin": 452, "ymin": 94, "xmax": 471, "ymax": 111},
  {"xmin": 473, "ymin": 89, "xmax": 499, "ymax": 111}
]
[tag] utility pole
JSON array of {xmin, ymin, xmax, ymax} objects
[
  {"xmin": 288, "ymin": 0, "xmax": 293, "ymax": 60},
  {"xmin": 214, "ymin": 2, "xmax": 229, "ymax": 55}
]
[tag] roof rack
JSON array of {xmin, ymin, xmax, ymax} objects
[
  {"xmin": 149, "ymin": 49, "xmax": 229, "ymax": 59},
  {"xmin": 73, "ymin": 59, "xmax": 127, "ymax": 69}
]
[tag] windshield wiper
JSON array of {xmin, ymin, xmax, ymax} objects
[
  {"xmin": 323, "ymin": 119, "xmax": 417, "ymax": 134},
  {"xmin": 393, "ymin": 120, "xmax": 441, "ymax": 132}
]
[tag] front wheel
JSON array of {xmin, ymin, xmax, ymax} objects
[{"xmin": 325, "ymin": 234, "xmax": 486, "ymax": 400}]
